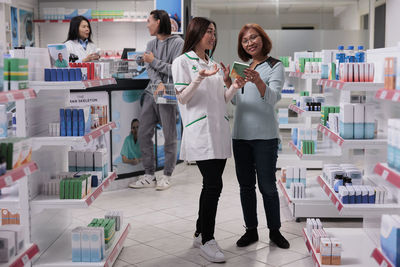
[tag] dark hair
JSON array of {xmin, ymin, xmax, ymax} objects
[
  {"xmin": 182, "ymin": 17, "xmax": 217, "ymax": 57},
  {"xmin": 150, "ymin": 10, "xmax": 171, "ymax": 35},
  {"xmin": 131, "ymin": 119, "xmax": 139, "ymax": 128},
  {"xmin": 66, "ymin": 16, "xmax": 93, "ymax": 42},
  {"xmin": 238, "ymin": 24, "xmax": 272, "ymax": 62}
]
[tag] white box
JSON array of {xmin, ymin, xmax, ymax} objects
[
  {"xmin": 320, "ymin": 238, "xmax": 332, "ymax": 265},
  {"xmin": 71, "ymin": 227, "xmax": 82, "ymax": 262},
  {"xmin": 360, "ymin": 63, "xmax": 365, "ymax": 82},
  {"xmin": 353, "ymin": 104, "xmax": 365, "ymax": 124},
  {"xmin": 85, "ymin": 150, "xmax": 94, "ymax": 171},
  {"xmin": 368, "ymin": 63, "xmax": 375, "ymax": 82},
  {"xmin": 330, "ymin": 238, "xmax": 342, "ymax": 265},
  {"xmin": 0, "ymin": 231, "xmax": 15, "ymax": 260},
  {"xmin": 293, "ymin": 167, "xmax": 300, "ymax": 182},
  {"xmin": 89, "ymin": 228, "xmax": 103, "ymax": 262},
  {"xmin": 1, "ymin": 225, "xmax": 24, "ymax": 254},
  {"xmin": 76, "ymin": 151, "xmax": 86, "ymax": 172},
  {"xmin": 340, "ymin": 103, "xmax": 354, "ymax": 123},
  {"xmin": 81, "ymin": 228, "xmax": 91, "ymax": 262},
  {"xmin": 300, "ymin": 167, "xmax": 307, "ymax": 179}
]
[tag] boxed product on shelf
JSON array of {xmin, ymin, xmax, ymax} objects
[
  {"xmin": 387, "ymin": 118, "xmax": 400, "ymax": 170},
  {"xmin": 330, "ymin": 238, "xmax": 342, "ymax": 265},
  {"xmin": 312, "ymin": 228, "xmax": 327, "ymax": 253},
  {"xmin": 0, "ymin": 231, "xmax": 15, "ymax": 263},
  {"xmin": 339, "ymin": 63, "xmax": 374, "ymax": 82},
  {"xmin": 44, "ymin": 67, "xmax": 86, "ymax": 82},
  {"xmin": 0, "ymin": 225, "xmax": 25, "ymax": 255},
  {"xmin": 278, "ymin": 109, "xmax": 288, "ymax": 124},
  {"xmin": 88, "ymin": 218, "xmax": 116, "ymax": 247},
  {"xmin": 3, "ymin": 58, "xmax": 29, "ymax": 91},
  {"xmin": 285, "ymin": 166, "xmax": 307, "ymax": 188},
  {"xmin": 320, "ymin": 238, "xmax": 332, "ymax": 265},
  {"xmin": 290, "ymin": 182, "xmax": 305, "ymax": 198},
  {"xmin": 380, "ymin": 214, "xmax": 400, "ymax": 266},
  {"xmin": 321, "ymin": 106, "xmax": 340, "ymax": 127},
  {"xmin": 339, "ymin": 103, "xmax": 353, "ymax": 139},
  {"xmin": 59, "ymin": 106, "xmax": 91, "ymax": 137},
  {"xmin": 0, "ymin": 138, "xmax": 32, "ymax": 170},
  {"xmin": 105, "ymin": 211, "xmax": 123, "ymax": 231},
  {"xmin": 69, "ymin": 148, "xmax": 108, "ymax": 180},
  {"xmin": 59, "ymin": 174, "xmax": 91, "ymax": 199},
  {"xmin": 337, "ymin": 103, "xmax": 377, "ymax": 139},
  {"xmin": 90, "ymin": 105, "xmax": 108, "ymax": 127},
  {"xmin": 384, "ymin": 57, "xmax": 397, "ymax": 90}
]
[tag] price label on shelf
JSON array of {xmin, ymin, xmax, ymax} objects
[
  {"xmin": 102, "ymin": 185, "xmax": 105, "ymax": 191},
  {"xmin": 392, "ymin": 93, "xmax": 400, "ymax": 102},
  {"xmin": 24, "ymin": 167, "xmax": 31, "ymax": 176},
  {"xmin": 91, "ymin": 195, "xmax": 95, "ymax": 202},
  {"xmin": 327, "ymin": 132, "xmax": 331, "ymax": 137},
  {"xmin": 382, "ymin": 170, "xmax": 389, "ymax": 180},
  {"xmin": 23, "ymin": 90, "xmax": 31, "ymax": 99},
  {"xmin": 380, "ymin": 260, "xmax": 388, "ymax": 267},
  {"xmin": 100, "ymin": 129, "xmax": 105, "ymax": 135},
  {"xmin": 6, "ymin": 94, "xmax": 14, "ymax": 102},
  {"xmin": 4, "ymin": 176, "xmax": 12, "ymax": 186},
  {"xmin": 380, "ymin": 90, "xmax": 388, "ymax": 99},
  {"xmin": 336, "ymin": 83, "xmax": 341, "ymax": 89},
  {"xmin": 337, "ymin": 138, "xmax": 342, "ymax": 145},
  {"xmin": 21, "ymin": 254, "xmax": 30, "ymax": 264}
]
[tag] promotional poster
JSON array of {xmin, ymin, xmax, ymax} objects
[
  {"xmin": 19, "ymin": 9, "xmax": 34, "ymax": 47},
  {"xmin": 155, "ymin": 0, "xmax": 183, "ymax": 34}
]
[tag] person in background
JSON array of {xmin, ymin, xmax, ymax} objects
[
  {"xmin": 121, "ymin": 119, "xmax": 141, "ymax": 165},
  {"xmin": 65, "ymin": 16, "xmax": 99, "ymax": 63},
  {"xmin": 172, "ymin": 17, "xmax": 246, "ymax": 263},
  {"xmin": 54, "ymin": 53, "xmax": 68, "ymax": 68},
  {"xmin": 221, "ymin": 23, "xmax": 290, "ymax": 249},
  {"xmin": 129, "ymin": 10, "xmax": 184, "ymax": 191}
]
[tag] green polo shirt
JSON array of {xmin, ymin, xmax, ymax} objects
[{"xmin": 120, "ymin": 133, "xmax": 141, "ymax": 159}]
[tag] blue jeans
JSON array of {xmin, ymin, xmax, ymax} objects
[{"xmin": 233, "ymin": 139, "xmax": 281, "ymax": 230}]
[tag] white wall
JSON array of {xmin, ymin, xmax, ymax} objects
[
  {"xmin": 333, "ymin": 3, "xmax": 360, "ymax": 30},
  {"xmin": 38, "ymin": 1, "xmax": 153, "ymax": 51},
  {"xmin": 385, "ymin": 0, "xmax": 400, "ymax": 47}
]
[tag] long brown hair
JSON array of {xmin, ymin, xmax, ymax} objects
[
  {"xmin": 237, "ymin": 24, "xmax": 272, "ymax": 62},
  {"xmin": 182, "ymin": 17, "xmax": 217, "ymax": 57}
]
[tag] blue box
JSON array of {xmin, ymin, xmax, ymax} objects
[
  {"xmin": 76, "ymin": 68, "xmax": 82, "ymax": 81},
  {"xmin": 66, "ymin": 109, "xmax": 72, "ymax": 136},
  {"xmin": 51, "ymin": 69, "xmax": 57, "ymax": 81},
  {"xmin": 69, "ymin": 69, "xmax": 76, "ymax": 81},
  {"xmin": 380, "ymin": 215, "xmax": 400, "ymax": 267},
  {"xmin": 364, "ymin": 122, "xmax": 375, "ymax": 139},
  {"xmin": 56, "ymin": 69, "xmax": 63, "ymax": 81},
  {"xmin": 339, "ymin": 121, "xmax": 354, "ymax": 139},
  {"xmin": 45, "ymin": 69, "xmax": 51, "ymax": 81},
  {"xmin": 78, "ymin": 109, "xmax": 85, "ymax": 136},
  {"xmin": 60, "ymin": 109, "xmax": 66, "ymax": 136},
  {"xmin": 72, "ymin": 109, "xmax": 78, "ymax": 136},
  {"xmin": 354, "ymin": 123, "xmax": 364, "ymax": 139},
  {"xmin": 62, "ymin": 69, "xmax": 69, "ymax": 81}
]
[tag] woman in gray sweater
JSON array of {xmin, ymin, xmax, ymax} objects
[{"xmin": 222, "ymin": 23, "xmax": 290, "ymax": 249}]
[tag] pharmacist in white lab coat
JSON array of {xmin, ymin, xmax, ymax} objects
[
  {"xmin": 172, "ymin": 17, "xmax": 245, "ymax": 263},
  {"xmin": 65, "ymin": 16, "xmax": 99, "ymax": 62}
]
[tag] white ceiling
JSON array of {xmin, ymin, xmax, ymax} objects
[{"xmin": 193, "ymin": 0, "xmax": 358, "ymax": 13}]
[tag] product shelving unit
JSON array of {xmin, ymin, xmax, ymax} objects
[
  {"xmin": 289, "ymin": 71, "xmax": 321, "ymax": 80},
  {"xmin": 1, "ymin": 79, "xmax": 127, "ymax": 266},
  {"xmin": 302, "ymin": 228, "xmax": 377, "ymax": 267},
  {"xmin": 288, "ymin": 141, "xmax": 341, "ymax": 160},
  {"xmin": 33, "ymin": 18, "xmax": 147, "ymax": 23}
]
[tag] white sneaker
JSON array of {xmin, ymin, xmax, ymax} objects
[
  {"xmin": 193, "ymin": 233, "xmax": 202, "ymax": 248},
  {"xmin": 155, "ymin": 175, "xmax": 171, "ymax": 191},
  {"xmin": 129, "ymin": 174, "xmax": 156, "ymax": 188},
  {"xmin": 200, "ymin": 239, "xmax": 225, "ymax": 263}
]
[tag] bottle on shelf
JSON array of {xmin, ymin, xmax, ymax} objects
[
  {"xmin": 346, "ymin": 45, "xmax": 356, "ymax": 63},
  {"xmin": 356, "ymin": 45, "xmax": 365, "ymax": 63},
  {"xmin": 335, "ymin": 45, "xmax": 346, "ymax": 80}
]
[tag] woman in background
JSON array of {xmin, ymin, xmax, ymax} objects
[{"xmin": 65, "ymin": 16, "xmax": 99, "ymax": 62}]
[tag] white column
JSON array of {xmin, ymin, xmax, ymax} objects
[{"xmin": 385, "ymin": 0, "xmax": 400, "ymax": 47}]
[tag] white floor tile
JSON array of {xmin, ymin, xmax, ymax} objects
[
  {"xmin": 118, "ymin": 244, "xmax": 167, "ymax": 264},
  {"xmin": 144, "ymin": 235, "xmax": 194, "ymax": 254},
  {"xmin": 112, "ymin": 259, "xmax": 135, "ymax": 267},
  {"xmin": 208, "ymin": 255, "xmax": 273, "ymax": 267},
  {"xmin": 173, "ymin": 248, "xmax": 211, "ymax": 266},
  {"xmin": 286, "ymin": 237, "xmax": 310, "ymax": 255},
  {"xmin": 135, "ymin": 255, "xmax": 200, "ymax": 267},
  {"xmin": 154, "ymin": 218, "xmax": 196, "ymax": 234},
  {"xmin": 280, "ymin": 256, "xmax": 313, "ymax": 267},
  {"xmin": 216, "ymin": 236, "xmax": 270, "ymax": 256},
  {"xmin": 128, "ymin": 225, "xmax": 175, "ymax": 243},
  {"xmin": 241, "ymin": 246, "xmax": 307, "ymax": 266}
]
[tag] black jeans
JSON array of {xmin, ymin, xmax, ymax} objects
[
  {"xmin": 195, "ymin": 159, "xmax": 227, "ymax": 244},
  {"xmin": 233, "ymin": 139, "xmax": 281, "ymax": 230}
]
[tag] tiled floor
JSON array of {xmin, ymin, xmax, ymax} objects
[{"xmin": 72, "ymin": 159, "xmax": 362, "ymax": 266}]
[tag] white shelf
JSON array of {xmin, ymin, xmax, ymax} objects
[
  {"xmin": 303, "ymin": 228, "xmax": 377, "ymax": 267},
  {"xmin": 31, "ymin": 172, "xmax": 117, "ymax": 214},
  {"xmin": 289, "ymin": 72, "xmax": 320, "ymax": 79},
  {"xmin": 29, "ymin": 79, "xmax": 116, "ymax": 92},
  {"xmin": 374, "ymin": 163, "xmax": 400, "ymax": 189},
  {"xmin": 0, "ymin": 193, "xmax": 20, "ymax": 210},
  {"xmin": 32, "ymin": 122, "xmax": 116, "ymax": 149},
  {"xmin": 317, "ymin": 175, "xmax": 400, "ymax": 216},
  {"xmin": 281, "ymin": 93, "xmax": 298, "ymax": 99},
  {"xmin": 317, "ymin": 124, "xmax": 387, "ymax": 149},
  {"xmin": 289, "ymin": 104, "xmax": 321, "ymax": 117},
  {"xmin": 0, "ymin": 89, "xmax": 37, "ymax": 103},
  {"xmin": 4, "ymin": 243, "xmax": 40, "ymax": 267},
  {"xmin": 279, "ymin": 123, "xmax": 303, "ymax": 129},
  {"xmin": 289, "ymin": 141, "xmax": 342, "ymax": 160},
  {"xmin": 318, "ymin": 79, "xmax": 383, "ymax": 91},
  {"xmin": 33, "ymin": 223, "xmax": 131, "ymax": 267}
]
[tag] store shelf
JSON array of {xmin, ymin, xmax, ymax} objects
[
  {"xmin": 281, "ymin": 93, "xmax": 298, "ymax": 99},
  {"xmin": 29, "ymin": 78, "xmax": 116, "ymax": 91},
  {"xmin": 6, "ymin": 243, "xmax": 40, "ymax": 267},
  {"xmin": 288, "ymin": 141, "xmax": 341, "ymax": 160},
  {"xmin": 374, "ymin": 163, "xmax": 400, "ymax": 189},
  {"xmin": 33, "ymin": 18, "xmax": 147, "ymax": 23},
  {"xmin": 279, "ymin": 123, "xmax": 303, "ymax": 129},
  {"xmin": 371, "ymin": 248, "xmax": 395, "ymax": 267},
  {"xmin": 317, "ymin": 124, "xmax": 387, "ymax": 149},
  {"xmin": 375, "ymin": 88, "xmax": 400, "ymax": 103},
  {"xmin": 0, "ymin": 89, "xmax": 37, "ymax": 103},
  {"xmin": 289, "ymin": 72, "xmax": 320, "ymax": 79},
  {"xmin": 302, "ymin": 228, "xmax": 377, "ymax": 267},
  {"xmin": 0, "ymin": 162, "xmax": 39, "ymax": 190},
  {"xmin": 318, "ymin": 79, "xmax": 383, "ymax": 91},
  {"xmin": 32, "ymin": 122, "xmax": 116, "ymax": 149},
  {"xmin": 31, "ymin": 172, "xmax": 117, "ymax": 213},
  {"xmin": 288, "ymin": 104, "xmax": 321, "ymax": 117},
  {"xmin": 33, "ymin": 223, "xmax": 131, "ymax": 267},
  {"xmin": 316, "ymin": 175, "xmax": 400, "ymax": 216}
]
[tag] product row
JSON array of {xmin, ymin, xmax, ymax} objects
[
  {"xmin": 383, "ymin": 57, "xmax": 400, "ymax": 90},
  {"xmin": 0, "ymin": 225, "xmax": 25, "ymax": 263}
]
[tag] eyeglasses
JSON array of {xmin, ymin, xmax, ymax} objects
[{"xmin": 241, "ymin": 35, "xmax": 260, "ymax": 45}]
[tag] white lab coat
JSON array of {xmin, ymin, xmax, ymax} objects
[
  {"xmin": 172, "ymin": 50, "xmax": 231, "ymax": 161},
  {"xmin": 65, "ymin": 40, "xmax": 97, "ymax": 62}
]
